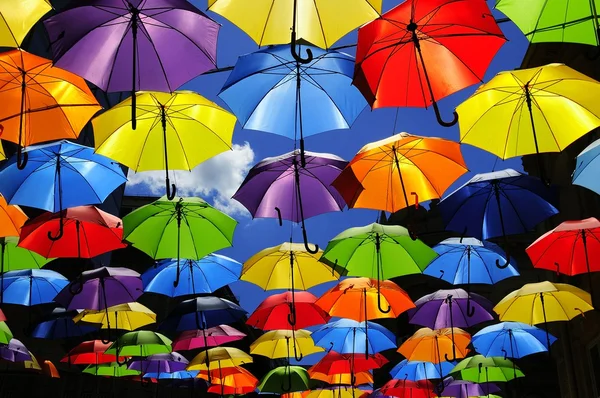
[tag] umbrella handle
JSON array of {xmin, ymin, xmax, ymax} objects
[
  {"xmin": 292, "ymin": 338, "xmax": 304, "ymax": 362},
  {"xmin": 466, "ymin": 296, "xmax": 476, "ymax": 317},
  {"xmin": 115, "ymin": 346, "xmax": 128, "ymax": 366},
  {"xmin": 290, "ymin": 31, "xmax": 313, "ymax": 64},
  {"xmin": 501, "ymin": 348, "xmax": 508, "ymax": 360},
  {"xmin": 411, "ymin": 192, "xmax": 419, "ymax": 209},
  {"xmin": 287, "ymin": 304, "xmax": 297, "ymax": 326},
  {"xmin": 48, "ymin": 212, "xmax": 64, "ymax": 241},
  {"xmin": 275, "ymin": 207, "xmax": 283, "ymax": 226},
  {"xmin": 439, "ymin": 270, "xmax": 445, "ymax": 279},
  {"xmin": 444, "ymin": 352, "xmax": 456, "ymax": 362},
  {"xmin": 377, "ymin": 290, "xmax": 391, "ymax": 314},
  {"xmin": 165, "ymin": 178, "xmax": 177, "ymax": 200},
  {"xmin": 496, "ymin": 249, "xmax": 510, "ymax": 269},
  {"xmin": 432, "ymin": 100, "xmax": 458, "ymax": 128},
  {"xmin": 16, "ymin": 146, "xmax": 28, "ymax": 170},
  {"xmin": 281, "ymin": 368, "xmax": 293, "ymax": 392},
  {"xmin": 68, "ymin": 274, "xmax": 84, "ymax": 295},
  {"xmin": 407, "ymin": 225, "xmax": 418, "ymax": 241},
  {"xmin": 554, "ymin": 262, "xmax": 561, "ymax": 277},
  {"xmin": 302, "ymin": 227, "xmax": 319, "ymax": 254}
]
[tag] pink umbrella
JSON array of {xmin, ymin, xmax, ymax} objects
[{"xmin": 172, "ymin": 325, "xmax": 246, "ymax": 351}]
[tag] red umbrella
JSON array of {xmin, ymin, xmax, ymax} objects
[
  {"xmin": 61, "ymin": 340, "xmax": 126, "ymax": 365},
  {"xmin": 247, "ymin": 291, "xmax": 330, "ymax": 330},
  {"xmin": 380, "ymin": 379, "xmax": 435, "ymax": 398},
  {"xmin": 18, "ymin": 206, "xmax": 126, "ymax": 258},
  {"xmin": 308, "ymin": 351, "xmax": 388, "ymax": 375},
  {"xmin": 173, "ymin": 325, "xmax": 246, "ymax": 351},
  {"xmin": 353, "ymin": 0, "xmax": 505, "ymax": 126}
]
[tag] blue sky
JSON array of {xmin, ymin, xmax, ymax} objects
[{"xmin": 125, "ymin": 0, "xmax": 528, "ymax": 316}]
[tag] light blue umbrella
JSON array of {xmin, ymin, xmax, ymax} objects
[
  {"xmin": 1, "ymin": 269, "xmax": 68, "ymax": 306},
  {"xmin": 573, "ymin": 138, "xmax": 600, "ymax": 195},
  {"xmin": 472, "ymin": 321, "xmax": 557, "ymax": 359},
  {"xmin": 389, "ymin": 359, "xmax": 455, "ymax": 381},
  {"xmin": 312, "ymin": 319, "xmax": 396, "ymax": 357},
  {"xmin": 143, "ymin": 370, "xmax": 199, "ymax": 379},
  {"xmin": 143, "ymin": 254, "xmax": 242, "ymax": 297},
  {"xmin": 424, "ymin": 237, "xmax": 519, "ymax": 285}
]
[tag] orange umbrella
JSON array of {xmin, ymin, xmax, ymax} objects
[
  {"xmin": 310, "ymin": 371, "xmax": 373, "ymax": 385},
  {"xmin": 332, "ymin": 133, "xmax": 468, "ymax": 213},
  {"xmin": 0, "ymin": 49, "xmax": 101, "ymax": 167},
  {"xmin": 0, "ymin": 195, "xmax": 27, "ymax": 237},
  {"xmin": 42, "ymin": 360, "xmax": 60, "ymax": 378},
  {"xmin": 316, "ymin": 277, "xmax": 415, "ymax": 321},
  {"xmin": 398, "ymin": 327, "xmax": 470, "ymax": 363},
  {"xmin": 206, "ymin": 366, "xmax": 258, "ymax": 396}
]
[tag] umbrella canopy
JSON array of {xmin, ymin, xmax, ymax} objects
[
  {"xmin": 74, "ymin": 302, "xmax": 156, "ymax": 331},
  {"xmin": 398, "ymin": 328, "xmax": 471, "ymax": 364},
  {"xmin": 495, "ymin": 0, "xmax": 600, "ymax": 46},
  {"xmin": 207, "ymin": 366, "xmax": 258, "ymax": 395},
  {"xmin": 1, "ymin": 269, "xmax": 68, "ymax": 306},
  {"xmin": 0, "ymin": 196, "xmax": 27, "ymax": 237},
  {"xmin": 247, "ymin": 291, "xmax": 331, "ymax": 331},
  {"xmin": 450, "ymin": 355, "xmax": 524, "ymax": 383},
  {"xmin": 354, "ymin": 0, "xmax": 504, "ymax": 126},
  {"xmin": 0, "ymin": 236, "xmax": 53, "ymax": 275},
  {"xmin": 83, "ymin": 362, "xmax": 141, "ymax": 378},
  {"xmin": 207, "ymin": 0, "xmax": 380, "ymax": 48},
  {"xmin": 258, "ymin": 365, "xmax": 311, "ymax": 394},
  {"xmin": 310, "ymin": 371, "xmax": 373, "ymax": 386},
  {"xmin": 0, "ymin": 339, "xmax": 32, "ymax": 362},
  {"xmin": 472, "ymin": 322, "xmax": 557, "ymax": 358},
  {"xmin": 306, "ymin": 387, "xmax": 371, "ymax": 398},
  {"xmin": 18, "ymin": 206, "xmax": 126, "ymax": 259},
  {"xmin": 250, "ymin": 329, "xmax": 324, "ymax": 359},
  {"xmin": 55, "ymin": 267, "xmax": 142, "ymax": 311},
  {"xmin": 31, "ymin": 308, "xmax": 96, "ymax": 339},
  {"xmin": 333, "ymin": 134, "xmax": 467, "ymax": 212},
  {"xmin": 308, "ymin": 351, "xmax": 388, "ymax": 375},
  {"xmin": 105, "ymin": 331, "xmax": 172, "ymax": 357},
  {"xmin": 312, "ymin": 319, "xmax": 396, "ymax": 355},
  {"xmin": 61, "ymin": 340, "xmax": 125, "ymax": 365},
  {"xmin": 573, "ymin": 138, "xmax": 600, "ymax": 195},
  {"xmin": 0, "ymin": 0, "xmax": 51, "ymax": 47},
  {"xmin": 143, "ymin": 370, "xmax": 199, "ymax": 380},
  {"xmin": 390, "ymin": 360, "xmax": 455, "ymax": 382},
  {"xmin": 173, "ymin": 325, "xmax": 246, "ymax": 351},
  {"xmin": 424, "ymin": 238, "xmax": 519, "ymax": 285},
  {"xmin": 187, "ymin": 347, "xmax": 253, "ymax": 370},
  {"xmin": 129, "ymin": 352, "xmax": 188, "ymax": 374},
  {"xmin": 143, "ymin": 254, "xmax": 242, "ymax": 297},
  {"xmin": 0, "ymin": 322, "xmax": 13, "ymax": 344},
  {"xmin": 160, "ymin": 297, "xmax": 247, "ymax": 332},
  {"xmin": 379, "ymin": 379, "xmax": 435, "ymax": 398},
  {"xmin": 316, "ymin": 278, "xmax": 415, "ymax": 321},
  {"xmin": 438, "ymin": 378, "xmax": 500, "ymax": 398}
]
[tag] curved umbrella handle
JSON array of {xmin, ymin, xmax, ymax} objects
[
  {"xmin": 287, "ymin": 303, "xmax": 297, "ymax": 327},
  {"xmin": 408, "ymin": 225, "xmax": 418, "ymax": 241},
  {"xmin": 275, "ymin": 207, "xmax": 283, "ymax": 226},
  {"xmin": 101, "ymin": 337, "xmax": 111, "ymax": 345},
  {"xmin": 280, "ymin": 368, "xmax": 293, "ymax": 392},
  {"xmin": 496, "ymin": 250, "xmax": 510, "ymax": 269},
  {"xmin": 554, "ymin": 262, "xmax": 561, "ymax": 277},
  {"xmin": 290, "ymin": 31, "xmax": 313, "ymax": 64},
  {"xmin": 444, "ymin": 351, "xmax": 457, "ymax": 362},
  {"xmin": 302, "ymin": 228, "xmax": 319, "ymax": 254},
  {"xmin": 501, "ymin": 348, "xmax": 508, "ymax": 360},
  {"xmin": 466, "ymin": 296, "xmax": 476, "ymax": 317},
  {"xmin": 377, "ymin": 290, "xmax": 391, "ymax": 314},
  {"xmin": 16, "ymin": 147, "xmax": 28, "ymax": 170},
  {"xmin": 166, "ymin": 178, "xmax": 177, "ymax": 200},
  {"xmin": 48, "ymin": 211, "xmax": 64, "ymax": 241},
  {"xmin": 115, "ymin": 353, "xmax": 128, "ymax": 366},
  {"xmin": 439, "ymin": 270, "xmax": 445, "ymax": 279},
  {"xmin": 432, "ymin": 101, "xmax": 458, "ymax": 128},
  {"xmin": 411, "ymin": 192, "xmax": 419, "ymax": 209},
  {"xmin": 293, "ymin": 340, "xmax": 303, "ymax": 362},
  {"xmin": 69, "ymin": 275, "xmax": 84, "ymax": 295}
]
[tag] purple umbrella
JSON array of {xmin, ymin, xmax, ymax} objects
[
  {"xmin": 438, "ymin": 377, "xmax": 500, "ymax": 398},
  {"xmin": 0, "ymin": 339, "xmax": 32, "ymax": 362},
  {"xmin": 128, "ymin": 352, "xmax": 188, "ymax": 374},
  {"xmin": 44, "ymin": 0, "xmax": 219, "ymax": 129},
  {"xmin": 233, "ymin": 150, "xmax": 347, "ymax": 253},
  {"xmin": 408, "ymin": 289, "xmax": 493, "ymax": 361}
]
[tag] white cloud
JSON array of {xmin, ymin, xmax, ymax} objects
[{"xmin": 126, "ymin": 142, "xmax": 255, "ymax": 217}]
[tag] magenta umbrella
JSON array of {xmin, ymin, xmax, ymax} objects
[
  {"xmin": 44, "ymin": 0, "xmax": 219, "ymax": 129},
  {"xmin": 172, "ymin": 325, "xmax": 246, "ymax": 351}
]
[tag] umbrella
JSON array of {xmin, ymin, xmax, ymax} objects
[
  {"xmin": 316, "ymin": 277, "xmax": 415, "ymax": 321},
  {"xmin": 438, "ymin": 169, "xmax": 559, "ymax": 265},
  {"xmin": 306, "ymin": 387, "xmax": 371, "ymax": 398},
  {"xmin": 258, "ymin": 365, "xmax": 311, "ymax": 394},
  {"xmin": 73, "ymin": 302, "xmax": 156, "ymax": 332},
  {"xmin": 450, "ymin": 355, "xmax": 524, "ymax": 383},
  {"xmin": 437, "ymin": 377, "xmax": 500, "ymax": 398},
  {"xmin": 206, "ymin": 366, "xmax": 258, "ymax": 395},
  {"xmin": 143, "ymin": 370, "xmax": 198, "ymax": 380},
  {"xmin": 320, "ymin": 223, "xmax": 436, "ymax": 311},
  {"xmin": 129, "ymin": 352, "xmax": 188, "ymax": 374},
  {"xmin": 233, "ymin": 150, "xmax": 348, "ymax": 251},
  {"xmin": 61, "ymin": 340, "xmax": 125, "ymax": 365},
  {"xmin": 250, "ymin": 329, "xmax": 324, "ymax": 360},
  {"xmin": 310, "ymin": 371, "xmax": 373, "ymax": 386},
  {"xmin": 31, "ymin": 308, "xmax": 96, "ymax": 339},
  {"xmin": 247, "ymin": 291, "xmax": 331, "ymax": 331},
  {"xmin": 173, "ymin": 325, "xmax": 246, "ymax": 351},
  {"xmin": 1, "ymin": 269, "xmax": 68, "ymax": 306},
  {"xmin": 18, "ymin": 206, "xmax": 126, "ymax": 258},
  {"xmin": 0, "ymin": 50, "xmax": 101, "ymax": 167},
  {"xmin": 573, "ymin": 138, "xmax": 600, "ymax": 195},
  {"xmin": 424, "ymin": 237, "xmax": 519, "ymax": 287},
  {"xmin": 333, "ymin": 133, "xmax": 468, "ymax": 214},
  {"xmin": 0, "ymin": 0, "xmax": 51, "ymax": 47},
  {"xmin": 0, "ymin": 322, "xmax": 12, "ymax": 344},
  {"xmin": 83, "ymin": 362, "xmax": 141, "ymax": 378},
  {"xmin": 526, "ymin": 218, "xmax": 600, "ymax": 300},
  {"xmin": 105, "ymin": 331, "xmax": 172, "ymax": 361},
  {"xmin": 354, "ymin": 0, "xmax": 505, "ymax": 126},
  {"xmin": 380, "ymin": 379, "xmax": 435, "ymax": 398},
  {"xmin": 0, "ymin": 196, "xmax": 27, "ymax": 237},
  {"xmin": 493, "ymin": 281, "xmax": 593, "ymax": 355},
  {"xmin": 143, "ymin": 254, "xmax": 242, "ymax": 297},
  {"xmin": 220, "ymin": 44, "xmax": 366, "ymax": 166},
  {"xmin": 308, "ymin": 351, "xmax": 388, "ymax": 375},
  {"xmin": 495, "ymin": 0, "xmax": 600, "ymax": 45},
  {"xmin": 0, "ymin": 140, "xmax": 126, "ymax": 240},
  {"xmin": 390, "ymin": 360, "xmax": 455, "ymax": 382},
  {"xmin": 123, "ymin": 196, "xmax": 236, "ymax": 287},
  {"xmin": 0, "ymin": 339, "xmax": 31, "ymax": 362},
  {"xmin": 473, "ymin": 322, "xmax": 557, "ymax": 360},
  {"xmin": 44, "ymin": 0, "xmax": 219, "ymax": 129},
  {"xmin": 458, "ymin": 64, "xmax": 600, "ymax": 182},
  {"xmin": 312, "ymin": 319, "xmax": 396, "ymax": 358},
  {"xmin": 398, "ymin": 328, "xmax": 471, "ymax": 366},
  {"xmin": 160, "ymin": 297, "xmax": 247, "ymax": 332},
  {"xmin": 187, "ymin": 347, "xmax": 253, "ymax": 383},
  {"xmin": 93, "ymin": 91, "xmax": 236, "ymax": 198}
]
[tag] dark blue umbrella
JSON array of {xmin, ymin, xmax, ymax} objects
[
  {"xmin": 312, "ymin": 319, "xmax": 396, "ymax": 356},
  {"xmin": 438, "ymin": 169, "xmax": 558, "ymax": 267},
  {"xmin": 1, "ymin": 269, "xmax": 68, "ymax": 306},
  {"xmin": 31, "ymin": 307, "xmax": 97, "ymax": 339},
  {"xmin": 160, "ymin": 297, "xmax": 247, "ymax": 332},
  {"xmin": 143, "ymin": 254, "xmax": 242, "ymax": 297}
]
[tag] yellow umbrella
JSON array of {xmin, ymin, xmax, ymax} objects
[
  {"xmin": 73, "ymin": 302, "xmax": 156, "ymax": 331},
  {"xmin": 458, "ymin": 64, "xmax": 600, "ymax": 181},
  {"xmin": 0, "ymin": 0, "xmax": 51, "ymax": 48},
  {"xmin": 92, "ymin": 91, "xmax": 236, "ymax": 199},
  {"xmin": 250, "ymin": 329, "xmax": 324, "ymax": 360},
  {"xmin": 207, "ymin": 0, "xmax": 380, "ymax": 49},
  {"xmin": 187, "ymin": 347, "xmax": 253, "ymax": 371}
]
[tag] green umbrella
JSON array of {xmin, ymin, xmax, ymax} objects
[
  {"xmin": 450, "ymin": 355, "xmax": 525, "ymax": 383},
  {"xmin": 258, "ymin": 365, "xmax": 311, "ymax": 394},
  {"xmin": 122, "ymin": 196, "xmax": 236, "ymax": 286},
  {"xmin": 83, "ymin": 362, "xmax": 141, "ymax": 377},
  {"xmin": 495, "ymin": 0, "xmax": 600, "ymax": 46},
  {"xmin": 0, "ymin": 321, "xmax": 13, "ymax": 344},
  {"xmin": 105, "ymin": 331, "xmax": 172, "ymax": 363},
  {"xmin": 321, "ymin": 223, "xmax": 437, "ymax": 312}
]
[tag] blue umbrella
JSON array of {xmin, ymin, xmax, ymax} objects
[
  {"xmin": 573, "ymin": 138, "xmax": 600, "ymax": 195},
  {"xmin": 438, "ymin": 169, "xmax": 558, "ymax": 267},
  {"xmin": 424, "ymin": 237, "xmax": 519, "ymax": 286},
  {"xmin": 143, "ymin": 370, "xmax": 199, "ymax": 379},
  {"xmin": 472, "ymin": 322, "xmax": 557, "ymax": 359},
  {"xmin": 389, "ymin": 359, "xmax": 455, "ymax": 381},
  {"xmin": 219, "ymin": 44, "xmax": 367, "ymax": 165},
  {"xmin": 160, "ymin": 297, "xmax": 247, "ymax": 332},
  {"xmin": 143, "ymin": 254, "xmax": 242, "ymax": 297},
  {"xmin": 1, "ymin": 269, "xmax": 68, "ymax": 306},
  {"xmin": 0, "ymin": 140, "xmax": 126, "ymax": 240},
  {"xmin": 312, "ymin": 319, "xmax": 396, "ymax": 357},
  {"xmin": 31, "ymin": 307, "xmax": 97, "ymax": 339}
]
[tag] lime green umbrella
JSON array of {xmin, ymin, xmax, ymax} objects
[
  {"xmin": 495, "ymin": 0, "xmax": 600, "ymax": 46},
  {"xmin": 450, "ymin": 355, "xmax": 524, "ymax": 383},
  {"xmin": 122, "ymin": 196, "xmax": 236, "ymax": 286},
  {"xmin": 258, "ymin": 365, "xmax": 311, "ymax": 394},
  {"xmin": 321, "ymin": 223, "xmax": 437, "ymax": 312},
  {"xmin": 105, "ymin": 331, "xmax": 172, "ymax": 362},
  {"xmin": 0, "ymin": 321, "xmax": 13, "ymax": 344},
  {"xmin": 83, "ymin": 362, "xmax": 141, "ymax": 377}
]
